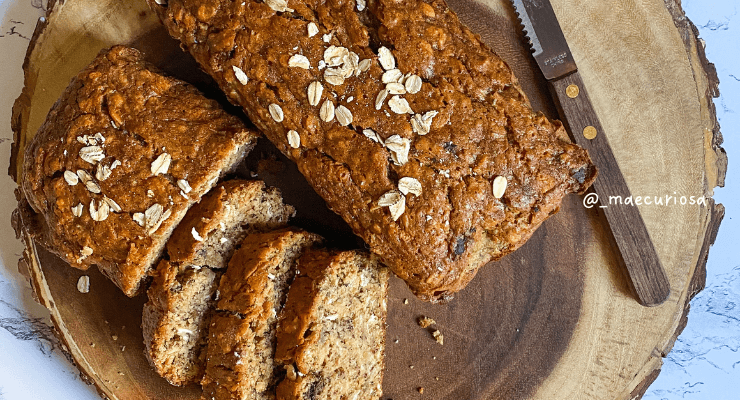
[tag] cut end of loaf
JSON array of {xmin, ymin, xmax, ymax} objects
[{"xmin": 19, "ymin": 45, "xmax": 259, "ymax": 297}]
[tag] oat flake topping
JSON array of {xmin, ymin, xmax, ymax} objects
[
  {"xmin": 378, "ymin": 47, "xmax": 396, "ymax": 71},
  {"xmin": 335, "ymin": 105, "xmax": 353, "ymax": 126},
  {"xmin": 287, "ymin": 130, "xmax": 301, "ymax": 148},
  {"xmin": 388, "ymin": 96, "xmax": 413, "ymax": 114},
  {"xmin": 382, "ymin": 69, "xmax": 403, "ymax": 84},
  {"xmin": 71, "ymin": 203, "xmax": 84, "ymax": 217},
  {"xmin": 288, "ymin": 54, "xmax": 311, "ymax": 69},
  {"xmin": 308, "ymin": 81, "xmax": 323, "ymax": 106},
  {"xmin": 320, "ymin": 99, "xmax": 335, "ymax": 122},
  {"xmin": 151, "ymin": 153, "xmax": 171, "ymax": 176},
  {"xmin": 269, "ymin": 103, "xmax": 284, "ymax": 122},
  {"xmin": 378, "ymin": 190, "xmax": 406, "ymax": 221},
  {"xmin": 398, "ymin": 177, "xmax": 422, "ymax": 196},
  {"xmin": 385, "ymin": 135, "xmax": 411, "ymax": 166},
  {"xmin": 492, "ymin": 176, "xmax": 508, "ymax": 199},
  {"xmin": 265, "ymin": 0, "xmax": 293, "ymax": 13},
  {"xmin": 192, "ymin": 227, "xmax": 204, "ymax": 242},
  {"xmin": 307, "ymin": 22, "xmax": 319, "ymax": 37},
  {"xmin": 79, "ymin": 146, "xmax": 105, "ymax": 164},
  {"xmin": 177, "ymin": 179, "xmax": 192, "ymax": 194},
  {"xmin": 232, "ymin": 66, "xmax": 249, "ymax": 85},
  {"xmin": 64, "ymin": 170, "xmax": 79, "ymax": 186}
]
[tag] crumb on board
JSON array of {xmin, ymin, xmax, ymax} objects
[
  {"xmin": 432, "ymin": 329, "xmax": 444, "ymax": 345},
  {"xmin": 418, "ymin": 316, "xmax": 436, "ymax": 328},
  {"xmin": 418, "ymin": 387, "xmax": 425, "ymax": 394},
  {"xmin": 404, "ymin": 298, "xmax": 409, "ymax": 304}
]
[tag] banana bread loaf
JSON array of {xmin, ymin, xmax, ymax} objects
[
  {"xmin": 275, "ymin": 249, "xmax": 389, "ymax": 400},
  {"xmin": 201, "ymin": 229, "xmax": 322, "ymax": 400},
  {"xmin": 148, "ymin": 0, "xmax": 596, "ymax": 301},
  {"xmin": 21, "ymin": 45, "xmax": 259, "ymax": 296},
  {"xmin": 142, "ymin": 180, "xmax": 295, "ymax": 386}
]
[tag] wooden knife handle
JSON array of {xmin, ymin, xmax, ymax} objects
[{"xmin": 550, "ymin": 71, "xmax": 671, "ymax": 306}]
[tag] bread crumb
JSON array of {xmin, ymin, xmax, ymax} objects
[
  {"xmin": 409, "ymin": 365, "xmax": 414, "ymax": 369},
  {"xmin": 403, "ymin": 298, "xmax": 408, "ymax": 304},
  {"xmin": 394, "ymin": 339, "xmax": 399, "ymax": 343},
  {"xmin": 418, "ymin": 387, "xmax": 425, "ymax": 394},
  {"xmin": 112, "ymin": 335, "xmax": 118, "ymax": 341},
  {"xmin": 285, "ymin": 364, "xmax": 297, "ymax": 381},
  {"xmin": 418, "ymin": 316, "xmax": 436, "ymax": 328},
  {"xmin": 432, "ymin": 329, "xmax": 444, "ymax": 345},
  {"xmin": 435, "ymin": 377, "xmax": 439, "ymax": 381}
]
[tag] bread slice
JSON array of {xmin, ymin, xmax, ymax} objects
[
  {"xmin": 201, "ymin": 229, "xmax": 323, "ymax": 400},
  {"xmin": 167, "ymin": 180, "xmax": 297, "ymax": 266},
  {"xmin": 149, "ymin": 0, "xmax": 597, "ymax": 302},
  {"xmin": 21, "ymin": 45, "xmax": 260, "ymax": 296},
  {"xmin": 275, "ymin": 250, "xmax": 389, "ymax": 400},
  {"xmin": 142, "ymin": 180, "xmax": 295, "ymax": 386},
  {"xmin": 142, "ymin": 260, "xmax": 219, "ymax": 387}
]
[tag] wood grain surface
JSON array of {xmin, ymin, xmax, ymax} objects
[{"xmin": 9, "ymin": 0, "xmax": 725, "ymax": 399}]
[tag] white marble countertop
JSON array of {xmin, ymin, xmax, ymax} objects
[{"xmin": 0, "ymin": 0, "xmax": 736, "ymax": 399}]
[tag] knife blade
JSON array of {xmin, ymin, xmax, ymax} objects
[{"xmin": 510, "ymin": 0, "xmax": 671, "ymax": 306}]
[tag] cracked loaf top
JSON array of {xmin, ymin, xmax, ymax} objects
[
  {"xmin": 21, "ymin": 46, "xmax": 259, "ymax": 296},
  {"xmin": 149, "ymin": 0, "xmax": 597, "ymax": 302}
]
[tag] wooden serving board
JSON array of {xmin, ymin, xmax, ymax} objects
[{"xmin": 9, "ymin": 0, "xmax": 725, "ymax": 399}]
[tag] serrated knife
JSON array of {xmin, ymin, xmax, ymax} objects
[{"xmin": 510, "ymin": 0, "xmax": 670, "ymax": 306}]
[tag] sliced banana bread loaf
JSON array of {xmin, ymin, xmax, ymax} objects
[
  {"xmin": 275, "ymin": 249, "xmax": 389, "ymax": 400},
  {"xmin": 148, "ymin": 0, "xmax": 596, "ymax": 301},
  {"xmin": 142, "ymin": 180, "xmax": 295, "ymax": 386},
  {"xmin": 201, "ymin": 229, "xmax": 323, "ymax": 399},
  {"xmin": 21, "ymin": 45, "xmax": 259, "ymax": 296}
]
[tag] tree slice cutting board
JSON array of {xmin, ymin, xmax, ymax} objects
[{"xmin": 9, "ymin": 0, "xmax": 726, "ymax": 399}]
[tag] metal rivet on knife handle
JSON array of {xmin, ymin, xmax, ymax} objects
[
  {"xmin": 583, "ymin": 126, "xmax": 597, "ymax": 140},
  {"xmin": 566, "ymin": 84, "xmax": 580, "ymax": 98}
]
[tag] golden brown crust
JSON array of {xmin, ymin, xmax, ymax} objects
[
  {"xmin": 150, "ymin": 0, "xmax": 596, "ymax": 301},
  {"xmin": 20, "ymin": 45, "xmax": 259, "ymax": 296}
]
